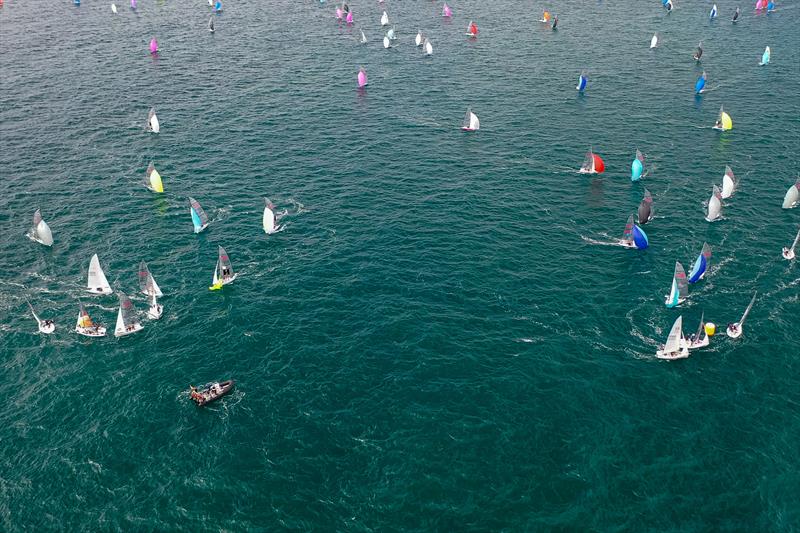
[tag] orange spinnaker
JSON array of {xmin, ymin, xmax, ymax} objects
[{"xmin": 593, "ymin": 154, "xmax": 605, "ymax": 174}]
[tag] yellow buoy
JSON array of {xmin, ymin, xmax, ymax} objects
[{"xmin": 705, "ymin": 322, "xmax": 716, "ymax": 337}]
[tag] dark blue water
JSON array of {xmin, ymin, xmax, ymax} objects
[{"xmin": 1, "ymin": 0, "xmax": 798, "ymax": 530}]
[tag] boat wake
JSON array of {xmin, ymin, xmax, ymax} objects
[{"xmin": 581, "ymin": 234, "xmax": 627, "ymax": 247}]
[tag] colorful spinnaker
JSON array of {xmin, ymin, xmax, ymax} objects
[
  {"xmin": 189, "ymin": 197, "xmax": 209, "ymax": 233},
  {"xmin": 713, "ymin": 105, "xmax": 733, "ymax": 131},
  {"xmin": 130, "ymin": 0, "xmax": 136, "ymax": 9},
  {"xmin": 214, "ymin": 0, "xmax": 222, "ymax": 12},
  {"xmin": 632, "ymin": 224, "xmax": 649, "ymax": 249},
  {"xmin": 467, "ymin": 21, "xmax": 478, "ymax": 37},
  {"xmin": 695, "ymin": 71, "xmax": 707, "ymax": 93},
  {"xmin": 210, "ymin": 245, "xmax": 237, "ymax": 290},
  {"xmin": 87, "ymin": 254, "xmax": 113, "ymax": 295},
  {"xmin": 665, "ymin": 0, "xmax": 673, "ymax": 12},
  {"xmin": 149, "ymin": 37, "xmax": 158, "ymax": 55},
  {"xmin": 138, "ymin": 260, "xmax": 163, "ymax": 297},
  {"xmin": 638, "ymin": 189, "xmax": 653, "ymax": 224},
  {"xmin": 345, "ymin": 10, "xmax": 353, "ymax": 24},
  {"xmin": 665, "ymin": 261, "xmax": 688, "ymax": 308},
  {"xmin": 576, "ymin": 71, "xmax": 587, "ymax": 92},
  {"xmin": 76, "ymin": 301, "xmax": 106, "ymax": 337},
  {"xmin": 29, "ymin": 208, "xmax": 54, "ymax": 246},
  {"xmin": 631, "ymin": 149, "xmax": 645, "ymax": 181},
  {"xmin": 706, "ymin": 185, "xmax": 723, "ymax": 222},
  {"xmin": 782, "ymin": 180, "xmax": 800, "ymax": 209},
  {"xmin": 357, "ymin": 67, "xmax": 367, "ymax": 88},
  {"xmin": 759, "ymin": 46, "xmax": 770, "ymax": 65},
  {"xmin": 579, "ymin": 147, "xmax": 604, "ymax": 174},
  {"xmin": 721, "ymin": 165, "xmax": 736, "ymax": 199},
  {"xmin": 461, "ymin": 108, "xmax": 479, "ymax": 131},
  {"xmin": 540, "ymin": 10, "xmax": 551, "ymax": 22},
  {"xmin": 442, "ymin": 2, "xmax": 452, "ymax": 17},
  {"xmin": 688, "ymin": 243, "xmax": 712, "ymax": 283},
  {"xmin": 145, "ymin": 162, "xmax": 164, "ymax": 193}
]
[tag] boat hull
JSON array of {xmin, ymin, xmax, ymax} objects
[
  {"xmin": 87, "ymin": 287, "xmax": 113, "ymax": 295},
  {"xmin": 726, "ymin": 325, "xmax": 743, "ymax": 338},
  {"xmin": 783, "ymin": 248, "xmax": 796, "ymax": 260},
  {"xmin": 76, "ymin": 326, "xmax": 107, "ymax": 337},
  {"xmin": 38, "ymin": 323, "xmax": 56, "ymax": 334},
  {"xmin": 656, "ymin": 346, "xmax": 690, "ymax": 360},
  {"xmin": 689, "ymin": 336, "xmax": 710, "ymax": 349},
  {"xmin": 192, "ymin": 380, "xmax": 235, "ymax": 406},
  {"xmin": 115, "ymin": 323, "xmax": 143, "ymax": 337}
]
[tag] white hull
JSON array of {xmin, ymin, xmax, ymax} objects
[
  {"xmin": 656, "ymin": 346, "xmax": 690, "ymax": 360},
  {"xmin": 194, "ymin": 223, "xmax": 208, "ymax": 234},
  {"xmin": 38, "ymin": 322, "xmax": 56, "ymax": 334},
  {"xmin": 87, "ymin": 287, "xmax": 114, "ymax": 295},
  {"xmin": 76, "ymin": 325, "xmax": 107, "ymax": 337},
  {"xmin": 726, "ymin": 324, "xmax": 743, "ymax": 338},
  {"xmin": 688, "ymin": 335, "xmax": 710, "ymax": 349},
  {"xmin": 783, "ymin": 248, "xmax": 796, "ymax": 260},
  {"xmin": 665, "ymin": 296, "xmax": 685, "ymax": 307},
  {"xmin": 578, "ymin": 168, "xmax": 596, "ymax": 175},
  {"xmin": 115, "ymin": 322, "xmax": 143, "ymax": 337}
]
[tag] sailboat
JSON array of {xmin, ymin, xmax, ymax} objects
[
  {"xmin": 442, "ymin": 2, "xmax": 452, "ymax": 17},
  {"xmin": 75, "ymin": 301, "xmax": 106, "ymax": 337},
  {"xmin": 759, "ymin": 46, "xmax": 770, "ymax": 65},
  {"xmin": 145, "ymin": 162, "xmax": 164, "ymax": 193},
  {"xmin": 87, "ymin": 254, "xmax": 113, "ymax": 295},
  {"xmin": 335, "ymin": 7, "xmax": 343, "ymax": 20},
  {"xmin": 705, "ymin": 185, "xmax": 723, "ymax": 222},
  {"xmin": 693, "ymin": 42, "xmax": 703, "ymax": 61},
  {"xmin": 710, "ymin": 3, "xmax": 718, "ymax": 18},
  {"xmin": 387, "ymin": 27, "xmax": 396, "ymax": 41},
  {"xmin": 138, "ymin": 260, "xmax": 163, "ymax": 298},
  {"xmin": 146, "ymin": 107, "xmax": 160, "ymax": 133},
  {"xmin": 213, "ymin": 0, "xmax": 222, "ymax": 12},
  {"xmin": 423, "ymin": 38, "xmax": 433, "ymax": 56},
  {"xmin": 755, "ymin": 0, "xmax": 766, "ymax": 9},
  {"xmin": 29, "ymin": 208, "xmax": 54, "ymax": 246},
  {"xmin": 383, "ymin": 35, "xmax": 390, "ymax": 49},
  {"xmin": 551, "ymin": 15, "xmax": 558, "ymax": 30},
  {"xmin": 131, "ymin": 0, "xmax": 136, "ymax": 9},
  {"xmin": 357, "ymin": 67, "xmax": 367, "ymax": 88},
  {"xmin": 576, "ymin": 71, "xmax": 588, "ymax": 92},
  {"xmin": 149, "ymin": 37, "xmax": 158, "ymax": 55},
  {"xmin": 688, "ymin": 311, "xmax": 710, "ymax": 349},
  {"xmin": 726, "ymin": 292, "xmax": 756, "ymax": 339},
  {"xmin": 189, "ymin": 197, "xmax": 209, "ymax": 233},
  {"xmin": 631, "ymin": 149, "xmax": 645, "ymax": 181},
  {"xmin": 114, "ymin": 292, "xmax": 143, "ymax": 337},
  {"xmin": 650, "ymin": 33, "xmax": 658, "ymax": 49},
  {"xmin": 687, "ymin": 243, "xmax": 712, "ymax": 283},
  {"xmin": 782, "ymin": 180, "xmax": 800, "ymax": 208},
  {"xmin": 208, "ymin": 16, "xmax": 215, "ymax": 33},
  {"xmin": 767, "ymin": 0, "xmax": 775, "ymax": 11},
  {"xmin": 721, "ymin": 166, "xmax": 736, "ymax": 198},
  {"xmin": 618, "ymin": 214, "xmax": 649, "ymax": 249},
  {"xmin": 665, "ymin": 261, "xmax": 688, "ymax": 308},
  {"xmin": 380, "ymin": 10, "xmax": 389, "ymax": 26},
  {"xmin": 415, "ymin": 30, "xmax": 423, "ymax": 47},
  {"xmin": 712, "ymin": 105, "xmax": 733, "ymax": 131},
  {"xmin": 539, "ymin": 10, "xmax": 551, "ymax": 23},
  {"xmin": 209, "ymin": 245, "xmax": 237, "ymax": 290},
  {"xmin": 656, "ymin": 316, "xmax": 690, "ymax": 359},
  {"xmin": 466, "ymin": 21, "xmax": 478, "ymax": 37},
  {"xmin": 578, "ymin": 147, "xmax": 605, "ymax": 174},
  {"xmin": 665, "ymin": 0, "xmax": 673, "ymax": 12},
  {"xmin": 733, "ymin": 7, "xmax": 741, "ymax": 21},
  {"xmin": 147, "ymin": 292, "xmax": 162, "ymax": 320},
  {"xmin": 112, "ymin": 3, "xmax": 117, "ymax": 13},
  {"xmin": 263, "ymin": 198, "xmax": 281, "ymax": 234},
  {"xmin": 782, "ymin": 227, "xmax": 799, "ymax": 260},
  {"xmin": 345, "ymin": 10, "xmax": 353, "ymax": 24},
  {"xmin": 359, "ymin": 29, "xmax": 367, "ymax": 44},
  {"xmin": 637, "ymin": 189, "xmax": 654, "ymax": 224},
  {"xmin": 27, "ymin": 300, "xmax": 55, "ymax": 334},
  {"xmin": 461, "ymin": 108, "xmax": 479, "ymax": 132},
  {"xmin": 695, "ymin": 71, "xmax": 707, "ymax": 94}
]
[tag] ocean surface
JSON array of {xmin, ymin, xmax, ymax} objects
[{"xmin": 1, "ymin": 0, "xmax": 799, "ymax": 530}]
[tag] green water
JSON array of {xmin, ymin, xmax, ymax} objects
[{"xmin": 1, "ymin": 0, "xmax": 799, "ymax": 530}]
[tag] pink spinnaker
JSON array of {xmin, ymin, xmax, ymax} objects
[
  {"xmin": 149, "ymin": 38, "xmax": 158, "ymax": 54},
  {"xmin": 335, "ymin": 7, "xmax": 342, "ymax": 19},
  {"xmin": 357, "ymin": 69, "xmax": 367, "ymax": 88},
  {"xmin": 442, "ymin": 2, "xmax": 452, "ymax": 17},
  {"xmin": 130, "ymin": 0, "xmax": 136, "ymax": 8},
  {"xmin": 346, "ymin": 11, "xmax": 353, "ymax": 24}
]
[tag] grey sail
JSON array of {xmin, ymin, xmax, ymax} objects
[{"xmin": 637, "ymin": 189, "xmax": 653, "ymax": 224}]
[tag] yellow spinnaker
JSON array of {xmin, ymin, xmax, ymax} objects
[
  {"xmin": 149, "ymin": 169, "xmax": 164, "ymax": 193},
  {"xmin": 721, "ymin": 112, "xmax": 732, "ymax": 131}
]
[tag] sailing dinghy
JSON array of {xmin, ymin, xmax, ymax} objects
[
  {"xmin": 145, "ymin": 162, "xmax": 164, "ymax": 193},
  {"xmin": 579, "ymin": 147, "xmax": 605, "ymax": 174},
  {"xmin": 712, "ymin": 105, "xmax": 733, "ymax": 131},
  {"xmin": 360, "ymin": 29, "xmax": 367, "ymax": 44},
  {"xmin": 710, "ymin": 4, "xmax": 718, "ymax": 18},
  {"xmin": 345, "ymin": 10, "xmax": 353, "ymax": 24},
  {"xmin": 726, "ymin": 292, "xmax": 756, "ymax": 339},
  {"xmin": 28, "ymin": 300, "xmax": 55, "ymax": 334},
  {"xmin": 208, "ymin": 16, "xmax": 215, "ymax": 33},
  {"xmin": 424, "ymin": 38, "xmax": 433, "ymax": 56},
  {"xmin": 693, "ymin": 42, "xmax": 703, "ymax": 61},
  {"xmin": 114, "ymin": 292, "xmax": 143, "ymax": 337},
  {"xmin": 263, "ymin": 198, "xmax": 281, "ymax": 234},
  {"xmin": 461, "ymin": 108, "xmax": 479, "ymax": 131},
  {"xmin": 189, "ymin": 197, "xmax": 209, "ymax": 233},
  {"xmin": 733, "ymin": 7, "xmax": 741, "ymax": 21},
  {"xmin": 665, "ymin": 0, "xmax": 673, "ymax": 12},
  {"xmin": 618, "ymin": 214, "xmax": 649, "ymax": 249},
  {"xmin": 705, "ymin": 185, "xmax": 723, "ymax": 222},
  {"xmin": 146, "ymin": 107, "xmax": 160, "ymax": 133},
  {"xmin": 782, "ymin": 180, "xmax": 800, "ymax": 209},
  {"xmin": 539, "ymin": 10, "xmax": 551, "ymax": 23},
  {"xmin": 387, "ymin": 27, "xmax": 396, "ymax": 41},
  {"xmin": 87, "ymin": 254, "xmax": 113, "ymax": 295},
  {"xmin": 687, "ymin": 243, "xmax": 712, "ymax": 283},
  {"xmin": 380, "ymin": 11, "xmax": 388, "ymax": 26},
  {"xmin": 75, "ymin": 302, "xmax": 106, "ymax": 337},
  {"xmin": 782, "ymin": 227, "xmax": 799, "ymax": 260},
  {"xmin": 29, "ymin": 209, "xmax": 54, "ymax": 246},
  {"xmin": 576, "ymin": 71, "xmax": 587, "ymax": 92},
  {"xmin": 149, "ymin": 38, "xmax": 158, "ymax": 55},
  {"xmin": 147, "ymin": 293, "xmax": 162, "ymax": 320},
  {"xmin": 112, "ymin": 3, "xmax": 117, "ymax": 13},
  {"xmin": 442, "ymin": 2, "xmax": 452, "ymax": 17},
  {"xmin": 688, "ymin": 311, "xmax": 710, "ymax": 349},
  {"xmin": 631, "ymin": 149, "xmax": 645, "ymax": 181},
  {"xmin": 720, "ymin": 166, "xmax": 737, "ymax": 199},
  {"xmin": 415, "ymin": 30, "xmax": 423, "ymax": 47},
  {"xmin": 656, "ymin": 316, "xmax": 689, "ymax": 360},
  {"xmin": 466, "ymin": 21, "xmax": 478, "ymax": 37},
  {"xmin": 209, "ymin": 246, "xmax": 237, "ymax": 290},
  {"xmin": 357, "ymin": 67, "xmax": 367, "ymax": 88},
  {"xmin": 138, "ymin": 260, "xmax": 163, "ymax": 297},
  {"xmin": 665, "ymin": 261, "xmax": 688, "ymax": 308},
  {"xmin": 695, "ymin": 71, "xmax": 707, "ymax": 94},
  {"xmin": 383, "ymin": 35, "xmax": 390, "ymax": 49},
  {"xmin": 650, "ymin": 33, "xmax": 658, "ymax": 49},
  {"xmin": 638, "ymin": 189, "xmax": 653, "ymax": 224},
  {"xmin": 759, "ymin": 46, "xmax": 770, "ymax": 66}
]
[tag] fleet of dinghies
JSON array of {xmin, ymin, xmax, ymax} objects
[{"xmin": 28, "ymin": 1, "xmax": 794, "ymax": 365}]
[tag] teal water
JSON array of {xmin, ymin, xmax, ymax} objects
[{"xmin": 1, "ymin": 0, "xmax": 799, "ymax": 530}]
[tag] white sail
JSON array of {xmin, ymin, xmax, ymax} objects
[
  {"xmin": 424, "ymin": 38, "xmax": 433, "ymax": 56},
  {"xmin": 87, "ymin": 254, "xmax": 113, "ymax": 294},
  {"xmin": 380, "ymin": 11, "xmax": 389, "ymax": 26},
  {"xmin": 650, "ymin": 33, "xmax": 658, "ymax": 49},
  {"xmin": 147, "ymin": 108, "xmax": 160, "ymax": 133},
  {"xmin": 721, "ymin": 166, "xmax": 736, "ymax": 199},
  {"xmin": 360, "ymin": 29, "xmax": 367, "ymax": 44},
  {"xmin": 263, "ymin": 199, "xmax": 277, "ymax": 234},
  {"xmin": 469, "ymin": 112, "xmax": 480, "ymax": 131},
  {"xmin": 663, "ymin": 316, "xmax": 684, "ymax": 353},
  {"xmin": 783, "ymin": 182, "xmax": 800, "ymax": 209},
  {"xmin": 35, "ymin": 219, "xmax": 54, "ymax": 246},
  {"xmin": 387, "ymin": 27, "xmax": 396, "ymax": 40},
  {"xmin": 415, "ymin": 31, "xmax": 423, "ymax": 46},
  {"xmin": 706, "ymin": 185, "xmax": 722, "ymax": 222},
  {"xmin": 114, "ymin": 307, "xmax": 125, "ymax": 335},
  {"xmin": 383, "ymin": 36, "xmax": 390, "ymax": 48},
  {"xmin": 111, "ymin": 3, "xmax": 117, "ymax": 13}
]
